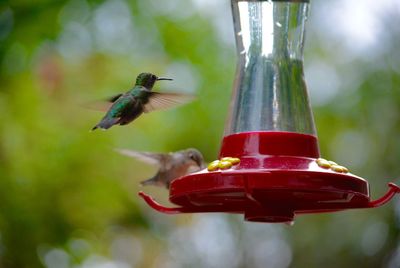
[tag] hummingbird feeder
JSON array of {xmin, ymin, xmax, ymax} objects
[{"xmin": 139, "ymin": 0, "xmax": 400, "ymax": 223}]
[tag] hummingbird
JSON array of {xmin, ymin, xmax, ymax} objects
[
  {"xmin": 115, "ymin": 148, "xmax": 205, "ymax": 189},
  {"xmin": 92, "ymin": 72, "xmax": 194, "ymax": 130}
]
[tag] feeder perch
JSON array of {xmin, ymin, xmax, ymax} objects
[{"xmin": 139, "ymin": 0, "xmax": 400, "ymax": 223}]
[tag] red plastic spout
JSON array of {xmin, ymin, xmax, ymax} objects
[
  {"xmin": 368, "ymin": 183, "xmax": 400, "ymax": 208},
  {"xmin": 138, "ymin": 192, "xmax": 183, "ymax": 214},
  {"xmin": 138, "ymin": 191, "xmax": 241, "ymax": 214}
]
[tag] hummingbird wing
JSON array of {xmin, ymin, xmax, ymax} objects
[
  {"xmin": 83, "ymin": 93, "xmax": 124, "ymax": 112},
  {"xmin": 107, "ymin": 94, "xmax": 124, "ymax": 102},
  {"xmin": 143, "ymin": 92, "xmax": 195, "ymax": 113},
  {"xmin": 115, "ymin": 148, "xmax": 166, "ymax": 167}
]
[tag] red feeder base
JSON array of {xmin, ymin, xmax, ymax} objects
[{"xmin": 139, "ymin": 132, "xmax": 400, "ymax": 223}]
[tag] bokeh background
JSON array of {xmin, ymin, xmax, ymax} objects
[{"xmin": 1, "ymin": 0, "xmax": 400, "ymax": 267}]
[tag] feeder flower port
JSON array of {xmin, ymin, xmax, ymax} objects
[
  {"xmin": 138, "ymin": 0, "xmax": 400, "ymax": 223},
  {"xmin": 207, "ymin": 157, "xmax": 241, "ymax": 171},
  {"xmin": 316, "ymin": 158, "xmax": 349, "ymax": 173}
]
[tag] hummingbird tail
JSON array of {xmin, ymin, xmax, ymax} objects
[
  {"xmin": 140, "ymin": 173, "xmax": 169, "ymax": 188},
  {"xmin": 92, "ymin": 117, "xmax": 120, "ymax": 131},
  {"xmin": 140, "ymin": 177, "xmax": 158, "ymax": 186}
]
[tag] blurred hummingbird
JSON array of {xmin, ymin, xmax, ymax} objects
[
  {"xmin": 115, "ymin": 148, "xmax": 205, "ymax": 189},
  {"xmin": 92, "ymin": 72, "xmax": 194, "ymax": 130}
]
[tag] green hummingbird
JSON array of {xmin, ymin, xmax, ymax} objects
[
  {"xmin": 116, "ymin": 148, "xmax": 205, "ymax": 189},
  {"xmin": 92, "ymin": 72, "xmax": 194, "ymax": 130}
]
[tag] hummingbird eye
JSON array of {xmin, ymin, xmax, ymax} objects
[{"xmin": 189, "ymin": 154, "xmax": 199, "ymax": 163}]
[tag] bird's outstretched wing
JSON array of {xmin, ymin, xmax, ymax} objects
[
  {"xmin": 83, "ymin": 93, "xmax": 123, "ymax": 112},
  {"xmin": 143, "ymin": 92, "xmax": 195, "ymax": 113},
  {"xmin": 107, "ymin": 94, "xmax": 123, "ymax": 103},
  {"xmin": 115, "ymin": 148, "xmax": 165, "ymax": 167}
]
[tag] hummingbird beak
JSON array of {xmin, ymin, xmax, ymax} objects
[{"xmin": 156, "ymin": 77, "xmax": 173, "ymax": 81}]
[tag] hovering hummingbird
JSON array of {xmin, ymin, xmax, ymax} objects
[
  {"xmin": 92, "ymin": 72, "xmax": 194, "ymax": 130},
  {"xmin": 116, "ymin": 148, "xmax": 205, "ymax": 189}
]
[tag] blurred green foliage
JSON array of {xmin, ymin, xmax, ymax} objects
[{"xmin": 0, "ymin": 0, "xmax": 399, "ymax": 267}]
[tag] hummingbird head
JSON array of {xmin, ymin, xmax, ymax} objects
[
  {"xmin": 185, "ymin": 148, "xmax": 204, "ymax": 168},
  {"xmin": 135, "ymin": 72, "xmax": 173, "ymax": 89}
]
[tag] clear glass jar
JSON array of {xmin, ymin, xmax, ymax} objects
[
  {"xmin": 220, "ymin": 0, "xmax": 318, "ymax": 158},
  {"xmin": 225, "ymin": 0, "xmax": 315, "ymax": 136}
]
